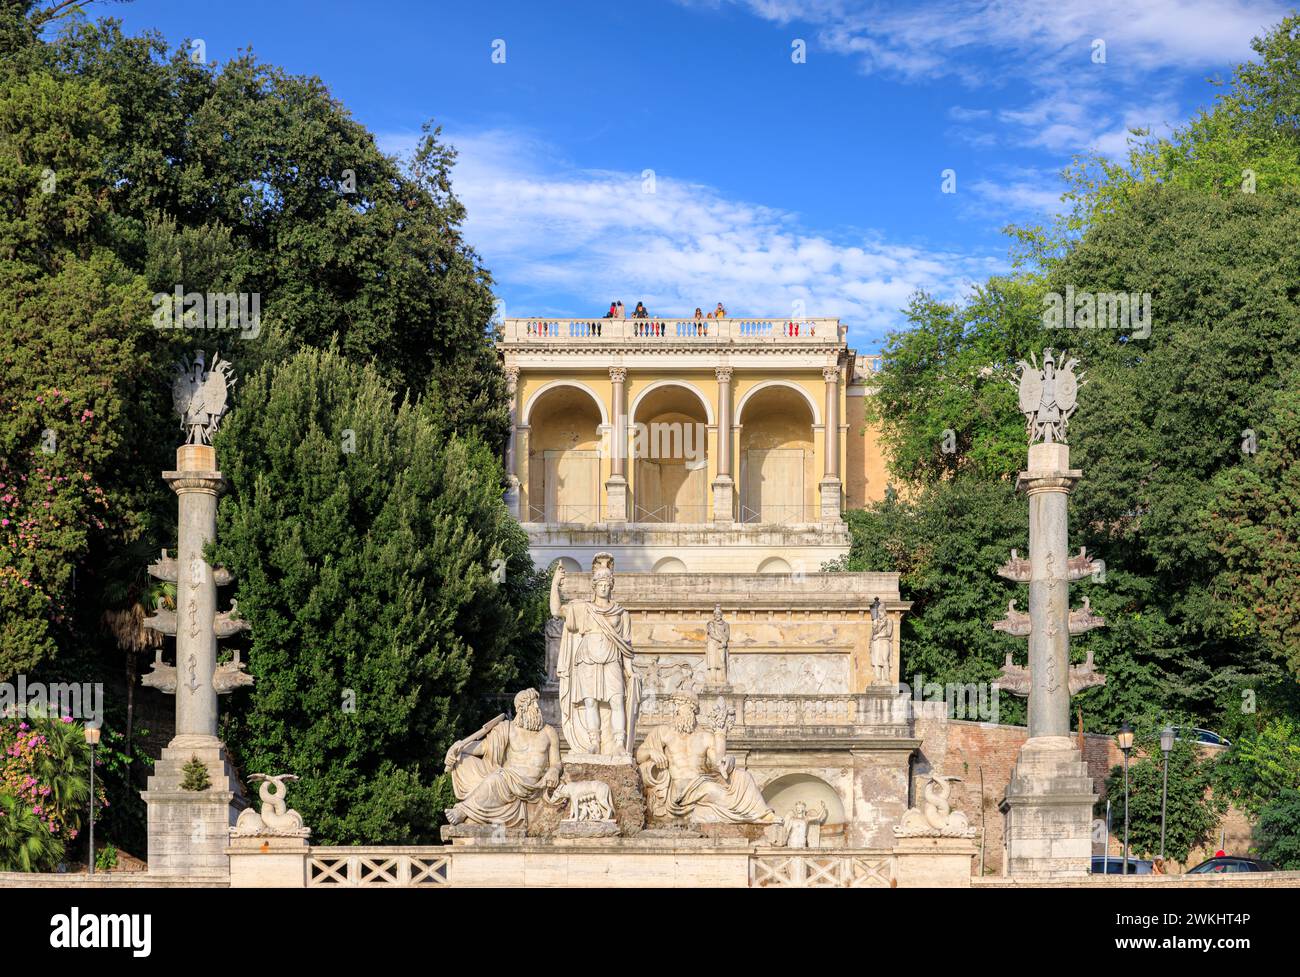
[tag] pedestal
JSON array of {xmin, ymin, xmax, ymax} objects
[
  {"xmin": 1002, "ymin": 736, "xmax": 1095, "ymax": 878},
  {"xmin": 141, "ymin": 736, "xmax": 246, "ymax": 878},
  {"xmin": 504, "ymin": 475, "xmax": 521, "ymax": 520},
  {"xmin": 710, "ymin": 476, "xmax": 734, "ymax": 525},
  {"xmin": 819, "ymin": 477, "xmax": 842, "ymax": 524},
  {"xmin": 604, "ymin": 476, "xmax": 628, "ymax": 524},
  {"xmin": 227, "ymin": 835, "xmax": 309, "ymax": 888}
]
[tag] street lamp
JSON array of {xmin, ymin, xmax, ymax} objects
[
  {"xmin": 84, "ymin": 726, "xmax": 100, "ymax": 876},
  {"xmin": 1117, "ymin": 723, "xmax": 1134, "ymax": 875},
  {"xmin": 1160, "ymin": 725, "xmax": 1175, "ymax": 861}
]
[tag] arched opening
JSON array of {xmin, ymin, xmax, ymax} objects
[
  {"xmin": 761, "ymin": 773, "xmax": 847, "ymax": 841},
  {"xmin": 652, "ymin": 556, "xmax": 688, "ymax": 574},
  {"xmin": 631, "ymin": 383, "xmax": 710, "ymax": 524},
  {"xmin": 738, "ymin": 385, "xmax": 814, "ymax": 525},
  {"xmin": 555, "ymin": 556, "xmax": 583, "ymax": 573},
  {"xmin": 757, "ymin": 556, "xmax": 791, "ymax": 574},
  {"xmin": 526, "ymin": 385, "xmax": 603, "ymax": 523}
]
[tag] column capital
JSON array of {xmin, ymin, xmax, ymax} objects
[
  {"xmin": 822, "ymin": 365, "xmax": 841, "ymax": 383},
  {"xmin": 609, "ymin": 367, "xmax": 628, "ymax": 383},
  {"xmin": 715, "ymin": 366, "xmax": 733, "ymax": 383},
  {"xmin": 503, "ymin": 366, "xmax": 520, "ymax": 392}
]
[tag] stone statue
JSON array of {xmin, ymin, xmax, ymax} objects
[
  {"xmin": 869, "ymin": 597, "xmax": 893, "ymax": 685},
  {"xmin": 549, "ymin": 773, "xmax": 616, "ymax": 823},
  {"xmin": 231, "ymin": 774, "xmax": 310, "ymax": 838},
  {"xmin": 704, "ymin": 604, "xmax": 730, "ymax": 687},
  {"xmin": 172, "ymin": 350, "xmax": 235, "ymax": 445},
  {"xmin": 776, "ymin": 800, "xmax": 828, "ymax": 849},
  {"xmin": 1013, "ymin": 348, "xmax": 1082, "ymax": 445},
  {"xmin": 444, "ymin": 688, "xmax": 561, "ymax": 827},
  {"xmin": 894, "ymin": 774, "xmax": 976, "ymax": 838},
  {"xmin": 636, "ymin": 690, "xmax": 776, "ymax": 824},
  {"xmin": 551, "ymin": 554, "xmax": 639, "ymax": 755}
]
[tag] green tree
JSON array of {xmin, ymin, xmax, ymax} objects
[
  {"xmin": 211, "ymin": 348, "xmax": 544, "ymax": 844},
  {"xmin": 1207, "ymin": 380, "xmax": 1300, "ymax": 680},
  {"xmin": 1212, "ymin": 718, "xmax": 1300, "ymax": 817},
  {"xmin": 866, "ymin": 276, "xmax": 1048, "ymax": 486},
  {"xmin": 1254, "ymin": 790, "xmax": 1300, "ymax": 869},
  {"xmin": 1101, "ymin": 737, "xmax": 1224, "ymax": 864}
]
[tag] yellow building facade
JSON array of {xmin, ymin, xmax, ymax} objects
[{"xmin": 499, "ymin": 315, "xmax": 889, "ymax": 573}]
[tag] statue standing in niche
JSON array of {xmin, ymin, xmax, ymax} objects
[
  {"xmin": 704, "ymin": 604, "xmax": 730, "ymax": 687},
  {"xmin": 869, "ymin": 597, "xmax": 894, "ymax": 686}
]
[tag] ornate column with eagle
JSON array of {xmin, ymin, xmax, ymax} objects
[
  {"xmin": 140, "ymin": 350, "xmax": 253, "ymax": 879},
  {"xmin": 994, "ymin": 348, "xmax": 1104, "ymax": 878}
]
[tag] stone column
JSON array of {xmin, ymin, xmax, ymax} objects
[
  {"xmin": 167, "ymin": 446, "xmax": 222, "ymax": 741},
  {"xmin": 605, "ymin": 367, "xmax": 629, "ymax": 523},
  {"xmin": 1002, "ymin": 440, "xmax": 1094, "ymax": 878},
  {"xmin": 1022, "ymin": 442, "xmax": 1080, "ymax": 739},
  {"xmin": 141, "ymin": 442, "xmax": 247, "ymax": 879},
  {"xmin": 711, "ymin": 366, "xmax": 735, "ymax": 524},
  {"xmin": 503, "ymin": 367, "xmax": 521, "ymax": 520},
  {"xmin": 819, "ymin": 364, "xmax": 843, "ymax": 523}
]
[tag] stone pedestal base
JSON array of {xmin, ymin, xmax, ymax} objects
[
  {"xmin": 604, "ymin": 476, "xmax": 629, "ymax": 523},
  {"xmin": 556, "ymin": 819, "xmax": 620, "ymax": 838},
  {"xmin": 1002, "ymin": 736, "xmax": 1095, "ymax": 878},
  {"xmin": 141, "ymin": 736, "xmax": 245, "ymax": 878},
  {"xmin": 551, "ymin": 758, "xmax": 647, "ymax": 836},
  {"xmin": 504, "ymin": 476, "xmax": 521, "ymax": 520},
  {"xmin": 227, "ymin": 836, "xmax": 309, "ymax": 888},
  {"xmin": 819, "ymin": 477, "xmax": 842, "ymax": 524},
  {"xmin": 711, "ymin": 476, "xmax": 734, "ymax": 525},
  {"xmin": 890, "ymin": 836, "xmax": 977, "ymax": 887}
]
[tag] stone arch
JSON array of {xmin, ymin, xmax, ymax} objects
[
  {"xmin": 525, "ymin": 384, "xmax": 605, "ymax": 523},
  {"xmin": 736, "ymin": 379, "xmax": 820, "ymax": 427},
  {"xmin": 652, "ymin": 556, "xmax": 688, "ymax": 573},
  {"xmin": 521, "ymin": 379, "xmax": 609, "ymax": 428},
  {"xmin": 631, "ymin": 381, "xmax": 711, "ymax": 524},
  {"xmin": 757, "ymin": 556, "xmax": 791, "ymax": 574},
  {"xmin": 761, "ymin": 773, "xmax": 846, "ymax": 825},
  {"xmin": 629, "ymin": 379, "xmax": 715, "ymax": 426},
  {"xmin": 737, "ymin": 385, "xmax": 816, "ymax": 525},
  {"xmin": 555, "ymin": 556, "xmax": 583, "ymax": 573}
]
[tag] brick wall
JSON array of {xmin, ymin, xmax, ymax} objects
[{"xmin": 915, "ymin": 717, "xmax": 1252, "ymax": 875}]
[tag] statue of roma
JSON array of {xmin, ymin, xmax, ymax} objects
[
  {"xmin": 551, "ymin": 553, "xmax": 640, "ymax": 756},
  {"xmin": 636, "ymin": 690, "xmax": 776, "ymax": 824},
  {"xmin": 444, "ymin": 688, "xmax": 561, "ymax": 827}
]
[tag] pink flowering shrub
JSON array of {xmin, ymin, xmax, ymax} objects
[{"xmin": 0, "ymin": 710, "xmax": 99, "ymax": 871}]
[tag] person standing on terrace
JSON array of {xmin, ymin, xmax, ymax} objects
[
  {"xmin": 714, "ymin": 302, "xmax": 727, "ymax": 318},
  {"xmin": 694, "ymin": 308, "xmax": 704, "ymax": 336}
]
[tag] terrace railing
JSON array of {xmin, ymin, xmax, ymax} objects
[{"xmin": 500, "ymin": 317, "xmax": 844, "ymax": 345}]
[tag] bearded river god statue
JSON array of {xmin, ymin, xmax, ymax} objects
[
  {"xmin": 444, "ymin": 688, "xmax": 561, "ymax": 828},
  {"xmin": 551, "ymin": 554, "xmax": 640, "ymax": 757},
  {"xmin": 636, "ymin": 691, "xmax": 776, "ymax": 824}
]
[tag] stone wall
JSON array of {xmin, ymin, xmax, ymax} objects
[{"xmin": 915, "ymin": 716, "xmax": 1254, "ymax": 874}]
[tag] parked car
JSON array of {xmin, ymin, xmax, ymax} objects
[
  {"xmin": 1185, "ymin": 856, "xmax": 1274, "ymax": 874},
  {"xmin": 1091, "ymin": 856, "xmax": 1154, "ymax": 874},
  {"xmin": 1174, "ymin": 727, "xmax": 1232, "ymax": 748}
]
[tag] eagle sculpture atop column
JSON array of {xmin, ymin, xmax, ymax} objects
[
  {"xmin": 172, "ymin": 350, "xmax": 235, "ymax": 445},
  {"xmin": 1013, "ymin": 349, "xmax": 1082, "ymax": 445}
]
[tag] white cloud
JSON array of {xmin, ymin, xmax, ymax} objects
[
  {"xmin": 380, "ymin": 129, "xmax": 1004, "ymax": 347},
  {"xmin": 700, "ymin": 0, "xmax": 1284, "ymax": 158},
  {"xmin": 711, "ymin": 0, "xmax": 1285, "ymax": 81}
]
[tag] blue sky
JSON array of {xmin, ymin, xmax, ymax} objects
[{"xmin": 100, "ymin": 0, "xmax": 1291, "ymax": 350}]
